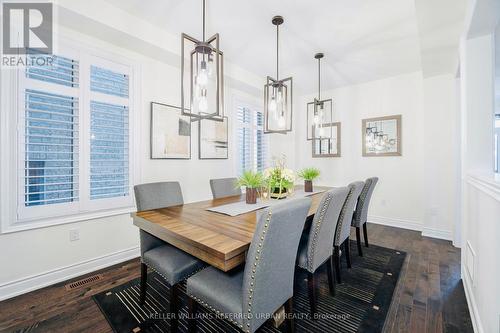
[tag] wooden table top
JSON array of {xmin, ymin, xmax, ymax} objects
[{"xmin": 131, "ymin": 185, "xmax": 330, "ymax": 272}]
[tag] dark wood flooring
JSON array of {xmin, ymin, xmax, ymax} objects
[{"xmin": 0, "ymin": 223, "xmax": 472, "ymax": 333}]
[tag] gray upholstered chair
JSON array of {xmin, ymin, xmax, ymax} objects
[
  {"xmin": 296, "ymin": 187, "xmax": 350, "ymax": 317},
  {"xmin": 352, "ymin": 177, "xmax": 379, "ymax": 256},
  {"xmin": 186, "ymin": 197, "xmax": 312, "ymax": 333},
  {"xmin": 333, "ymin": 181, "xmax": 364, "ymax": 283},
  {"xmin": 134, "ymin": 182, "xmax": 206, "ymax": 331},
  {"xmin": 210, "ymin": 177, "xmax": 242, "ymax": 199}
]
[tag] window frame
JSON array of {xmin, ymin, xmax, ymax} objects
[
  {"xmin": 1, "ymin": 37, "xmax": 139, "ymax": 233},
  {"xmin": 233, "ymin": 98, "xmax": 268, "ymax": 176}
]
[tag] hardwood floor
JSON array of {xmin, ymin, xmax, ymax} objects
[{"xmin": 0, "ymin": 223, "xmax": 471, "ymax": 333}]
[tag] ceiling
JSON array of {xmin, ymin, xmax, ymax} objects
[{"xmin": 104, "ymin": 0, "xmax": 465, "ymax": 94}]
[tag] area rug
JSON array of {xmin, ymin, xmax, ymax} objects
[{"xmin": 93, "ymin": 241, "xmax": 406, "ymax": 333}]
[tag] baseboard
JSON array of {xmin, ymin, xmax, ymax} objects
[
  {"xmin": 422, "ymin": 227, "xmax": 453, "ymax": 241},
  {"xmin": 0, "ymin": 246, "xmax": 140, "ymax": 302},
  {"xmin": 368, "ymin": 215, "xmax": 454, "ymax": 242},
  {"xmin": 368, "ymin": 215, "xmax": 422, "ymax": 232},
  {"xmin": 462, "ymin": 265, "xmax": 484, "ymax": 333}
]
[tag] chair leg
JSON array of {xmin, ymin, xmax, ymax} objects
[
  {"xmin": 326, "ymin": 256, "xmax": 336, "ymax": 296},
  {"xmin": 170, "ymin": 284, "xmax": 179, "ymax": 332},
  {"xmin": 355, "ymin": 227, "xmax": 363, "ymax": 257},
  {"xmin": 307, "ymin": 272, "xmax": 317, "ymax": 318},
  {"xmin": 284, "ymin": 297, "xmax": 295, "ymax": 333},
  {"xmin": 187, "ymin": 297, "xmax": 198, "ymax": 333},
  {"xmin": 345, "ymin": 238, "xmax": 352, "ymax": 269},
  {"xmin": 334, "ymin": 246, "xmax": 342, "ymax": 284},
  {"xmin": 140, "ymin": 262, "xmax": 147, "ymax": 305},
  {"xmin": 363, "ymin": 223, "xmax": 369, "ymax": 247}
]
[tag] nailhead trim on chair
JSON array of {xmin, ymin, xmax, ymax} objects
[
  {"xmin": 187, "ymin": 294, "xmax": 243, "ymax": 328},
  {"xmin": 187, "ymin": 210, "xmax": 273, "ymax": 333},
  {"xmin": 352, "ymin": 179, "xmax": 371, "ymax": 227},
  {"xmin": 334, "ymin": 186, "xmax": 354, "ymax": 246},
  {"xmin": 141, "ymin": 258, "xmax": 207, "ymax": 286},
  {"xmin": 244, "ymin": 210, "xmax": 272, "ymax": 333},
  {"xmin": 299, "ymin": 192, "xmax": 333, "ymax": 272}
]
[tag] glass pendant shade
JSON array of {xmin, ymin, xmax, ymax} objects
[
  {"xmin": 264, "ymin": 76, "xmax": 293, "ymax": 133},
  {"xmin": 180, "ymin": 0, "xmax": 224, "ymax": 122},
  {"xmin": 306, "ymin": 98, "xmax": 334, "ymax": 140},
  {"xmin": 264, "ymin": 16, "xmax": 293, "ymax": 133},
  {"xmin": 306, "ymin": 53, "xmax": 334, "ymax": 140}
]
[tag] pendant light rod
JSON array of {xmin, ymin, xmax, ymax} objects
[
  {"xmin": 202, "ymin": 0, "xmax": 206, "ymax": 41},
  {"xmin": 276, "ymin": 23, "xmax": 279, "ymax": 79},
  {"xmin": 272, "ymin": 16, "xmax": 284, "ymax": 80},
  {"xmin": 315, "ymin": 53, "xmax": 324, "ymax": 101}
]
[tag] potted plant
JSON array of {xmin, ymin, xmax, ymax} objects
[
  {"xmin": 263, "ymin": 155, "xmax": 295, "ymax": 199},
  {"xmin": 237, "ymin": 170, "xmax": 264, "ymax": 204},
  {"xmin": 298, "ymin": 167, "xmax": 320, "ymax": 192}
]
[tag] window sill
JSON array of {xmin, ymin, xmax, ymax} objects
[{"xmin": 1, "ymin": 206, "xmax": 136, "ymax": 234}]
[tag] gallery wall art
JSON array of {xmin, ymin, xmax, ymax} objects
[
  {"xmin": 150, "ymin": 102, "xmax": 191, "ymax": 159},
  {"xmin": 199, "ymin": 116, "xmax": 228, "ymax": 159}
]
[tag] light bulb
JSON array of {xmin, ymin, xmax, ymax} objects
[
  {"xmin": 278, "ymin": 115, "xmax": 286, "ymax": 128},
  {"xmin": 269, "ymin": 97, "xmax": 277, "ymax": 112},
  {"xmin": 313, "ymin": 113, "xmax": 320, "ymax": 125},
  {"xmin": 197, "ymin": 61, "xmax": 208, "ymax": 87},
  {"xmin": 276, "ymin": 89, "xmax": 283, "ymax": 103},
  {"xmin": 198, "ymin": 96, "xmax": 208, "ymax": 112}
]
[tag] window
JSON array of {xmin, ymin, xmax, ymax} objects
[
  {"xmin": 17, "ymin": 46, "xmax": 134, "ymax": 222},
  {"xmin": 236, "ymin": 104, "xmax": 268, "ymax": 175}
]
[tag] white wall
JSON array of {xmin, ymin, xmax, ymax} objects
[
  {"xmin": 459, "ymin": 29, "xmax": 500, "ymax": 333},
  {"xmin": 0, "ymin": 7, "xmax": 262, "ymax": 300},
  {"xmin": 271, "ymin": 72, "xmax": 459, "ymax": 239},
  {"xmin": 294, "ymin": 72, "xmax": 426, "ymax": 230},
  {"xmin": 422, "ymin": 74, "xmax": 461, "ymax": 241}
]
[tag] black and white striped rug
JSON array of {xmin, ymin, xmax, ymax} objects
[{"xmin": 93, "ymin": 241, "xmax": 405, "ymax": 333}]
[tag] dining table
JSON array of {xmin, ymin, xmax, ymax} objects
[{"xmin": 131, "ymin": 185, "xmax": 331, "ymax": 272}]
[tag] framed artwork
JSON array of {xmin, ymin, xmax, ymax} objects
[
  {"xmin": 312, "ymin": 122, "xmax": 341, "ymax": 157},
  {"xmin": 199, "ymin": 116, "xmax": 228, "ymax": 159},
  {"xmin": 362, "ymin": 115, "xmax": 402, "ymax": 157},
  {"xmin": 150, "ymin": 102, "xmax": 191, "ymax": 159}
]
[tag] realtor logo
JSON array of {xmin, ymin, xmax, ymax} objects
[{"xmin": 2, "ymin": 2, "xmax": 53, "ymax": 55}]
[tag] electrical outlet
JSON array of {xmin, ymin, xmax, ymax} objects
[{"xmin": 69, "ymin": 229, "xmax": 80, "ymax": 242}]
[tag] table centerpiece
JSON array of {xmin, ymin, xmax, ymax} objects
[{"xmin": 263, "ymin": 155, "xmax": 295, "ymax": 199}]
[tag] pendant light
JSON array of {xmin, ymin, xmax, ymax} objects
[
  {"xmin": 306, "ymin": 53, "xmax": 333, "ymax": 140},
  {"xmin": 181, "ymin": 0, "xmax": 224, "ymax": 122},
  {"xmin": 264, "ymin": 16, "xmax": 293, "ymax": 133}
]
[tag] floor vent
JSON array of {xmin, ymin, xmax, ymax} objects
[{"xmin": 65, "ymin": 274, "xmax": 103, "ymax": 291}]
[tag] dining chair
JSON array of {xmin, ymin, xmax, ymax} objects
[
  {"xmin": 351, "ymin": 177, "xmax": 379, "ymax": 256},
  {"xmin": 333, "ymin": 181, "xmax": 365, "ymax": 283},
  {"xmin": 134, "ymin": 182, "xmax": 206, "ymax": 331},
  {"xmin": 296, "ymin": 187, "xmax": 350, "ymax": 317},
  {"xmin": 210, "ymin": 177, "xmax": 242, "ymax": 199},
  {"xmin": 186, "ymin": 197, "xmax": 312, "ymax": 333}
]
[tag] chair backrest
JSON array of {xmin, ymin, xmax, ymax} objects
[
  {"xmin": 209, "ymin": 177, "xmax": 241, "ymax": 199},
  {"xmin": 334, "ymin": 181, "xmax": 364, "ymax": 246},
  {"xmin": 304, "ymin": 187, "xmax": 350, "ymax": 273},
  {"xmin": 242, "ymin": 197, "xmax": 311, "ymax": 333},
  {"xmin": 352, "ymin": 177, "xmax": 379, "ymax": 227},
  {"xmin": 134, "ymin": 181, "xmax": 183, "ymax": 211}
]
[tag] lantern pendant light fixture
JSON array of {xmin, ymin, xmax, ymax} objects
[
  {"xmin": 264, "ymin": 16, "xmax": 293, "ymax": 134},
  {"xmin": 307, "ymin": 53, "xmax": 334, "ymax": 140},
  {"xmin": 181, "ymin": 0, "xmax": 224, "ymax": 122}
]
